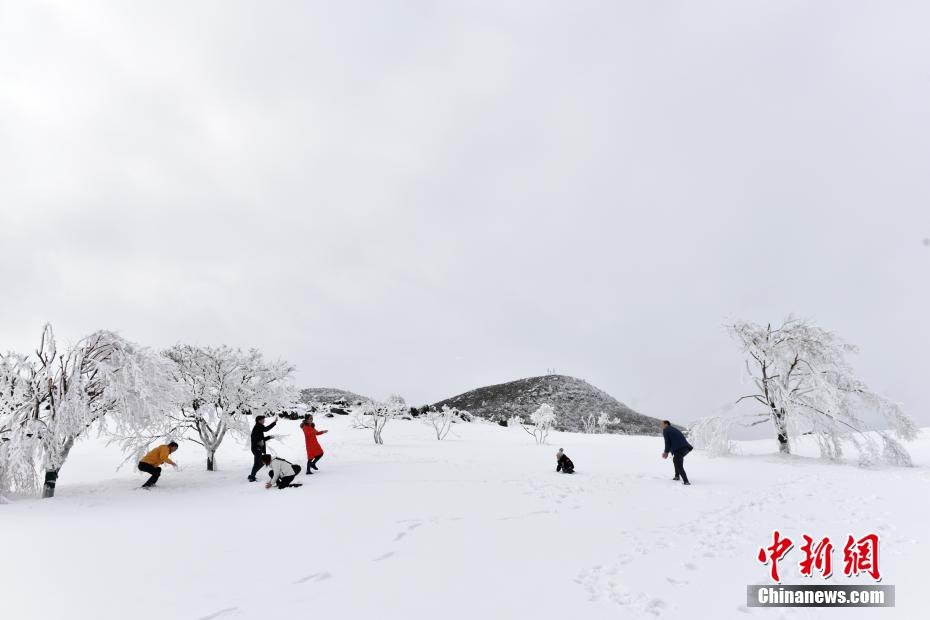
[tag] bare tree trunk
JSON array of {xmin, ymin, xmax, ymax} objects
[
  {"xmin": 42, "ymin": 438, "xmax": 74, "ymax": 498},
  {"xmin": 198, "ymin": 420, "xmax": 222, "ymax": 471},
  {"xmin": 761, "ymin": 361, "xmax": 791, "ymax": 455},
  {"xmin": 773, "ymin": 408, "xmax": 790, "ymax": 454},
  {"xmin": 42, "ymin": 469, "xmax": 59, "ymax": 498}
]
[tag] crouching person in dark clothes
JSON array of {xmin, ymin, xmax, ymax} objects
[
  {"xmin": 263, "ymin": 454, "xmax": 301, "ymax": 489},
  {"xmin": 661, "ymin": 420, "xmax": 693, "ymax": 485},
  {"xmin": 556, "ymin": 448, "xmax": 575, "ymax": 474}
]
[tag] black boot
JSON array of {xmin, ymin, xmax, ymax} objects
[{"xmin": 306, "ymin": 461, "xmax": 313, "ymax": 475}]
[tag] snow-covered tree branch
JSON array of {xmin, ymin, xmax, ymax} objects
[{"xmin": 0, "ymin": 352, "xmax": 40, "ymax": 500}]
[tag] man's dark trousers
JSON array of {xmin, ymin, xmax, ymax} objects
[
  {"xmin": 138, "ymin": 462, "xmax": 161, "ymax": 487},
  {"xmin": 249, "ymin": 449, "xmax": 264, "ymax": 480},
  {"xmin": 672, "ymin": 446, "xmax": 692, "ymax": 483}
]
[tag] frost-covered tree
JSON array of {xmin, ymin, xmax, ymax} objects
[
  {"xmin": 353, "ymin": 394, "xmax": 406, "ymax": 445},
  {"xmin": 597, "ymin": 411, "xmax": 611, "ymax": 430},
  {"xmin": 727, "ymin": 317, "xmax": 917, "ymax": 464},
  {"xmin": 153, "ymin": 345, "xmax": 297, "ymax": 471},
  {"xmin": 1, "ymin": 325, "xmax": 177, "ymax": 498},
  {"xmin": 425, "ymin": 405, "xmax": 465, "ymax": 440},
  {"xmin": 507, "ymin": 415, "xmax": 523, "ymax": 428},
  {"xmin": 522, "ymin": 403, "xmax": 556, "ymax": 444},
  {"xmin": 581, "ymin": 413, "xmax": 597, "ymax": 434}
]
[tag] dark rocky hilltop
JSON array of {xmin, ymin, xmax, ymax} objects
[
  {"xmin": 299, "ymin": 387, "xmax": 372, "ymax": 407},
  {"xmin": 432, "ymin": 374, "xmax": 661, "ymax": 435}
]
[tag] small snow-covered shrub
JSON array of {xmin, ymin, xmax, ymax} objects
[
  {"xmin": 425, "ymin": 405, "xmax": 466, "ymax": 440},
  {"xmin": 522, "ymin": 404, "xmax": 556, "ymax": 445},
  {"xmin": 353, "ymin": 394, "xmax": 406, "ymax": 445},
  {"xmin": 688, "ymin": 416, "xmax": 735, "ymax": 456},
  {"xmin": 581, "ymin": 413, "xmax": 597, "ymax": 434}
]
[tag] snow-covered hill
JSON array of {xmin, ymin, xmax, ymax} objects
[
  {"xmin": 299, "ymin": 387, "xmax": 373, "ymax": 406},
  {"xmin": 2, "ymin": 418, "xmax": 928, "ymax": 620},
  {"xmin": 433, "ymin": 374, "xmax": 660, "ymax": 434}
]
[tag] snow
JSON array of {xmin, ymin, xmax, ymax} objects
[{"xmin": 2, "ymin": 417, "xmax": 929, "ymax": 620}]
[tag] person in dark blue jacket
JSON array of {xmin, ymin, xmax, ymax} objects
[
  {"xmin": 661, "ymin": 420, "xmax": 693, "ymax": 485},
  {"xmin": 247, "ymin": 415, "xmax": 277, "ymax": 482}
]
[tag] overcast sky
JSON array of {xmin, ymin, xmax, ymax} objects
[{"xmin": 1, "ymin": 1, "xmax": 928, "ymax": 428}]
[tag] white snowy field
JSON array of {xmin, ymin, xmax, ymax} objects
[{"xmin": 2, "ymin": 418, "xmax": 929, "ymax": 620}]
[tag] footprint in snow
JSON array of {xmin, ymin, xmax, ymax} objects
[
  {"xmin": 683, "ymin": 563, "xmax": 697, "ymax": 571},
  {"xmin": 666, "ymin": 577, "xmax": 688, "ymax": 586},
  {"xmin": 294, "ymin": 572, "xmax": 332, "ymax": 584},
  {"xmin": 198, "ymin": 607, "xmax": 239, "ymax": 620},
  {"xmin": 374, "ymin": 552, "xmax": 396, "ymax": 561}
]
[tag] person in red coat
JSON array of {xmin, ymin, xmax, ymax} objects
[{"xmin": 300, "ymin": 414, "xmax": 328, "ymax": 475}]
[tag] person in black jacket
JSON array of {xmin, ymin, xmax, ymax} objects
[
  {"xmin": 661, "ymin": 420, "xmax": 693, "ymax": 485},
  {"xmin": 556, "ymin": 448, "xmax": 575, "ymax": 474},
  {"xmin": 247, "ymin": 414, "xmax": 277, "ymax": 482}
]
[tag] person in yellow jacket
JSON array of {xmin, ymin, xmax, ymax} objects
[{"xmin": 138, "ymin": 441, "xmax": 179, "ymax": 488}]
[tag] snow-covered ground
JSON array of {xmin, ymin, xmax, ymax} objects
[{"xmin": 2, "ymin": 417, "xmax": 928, "ymax": 620}]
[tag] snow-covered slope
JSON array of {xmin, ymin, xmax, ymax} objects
[{"xmin": 2, "ymin": 418, "xmax": 928, "ymax": 620}]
